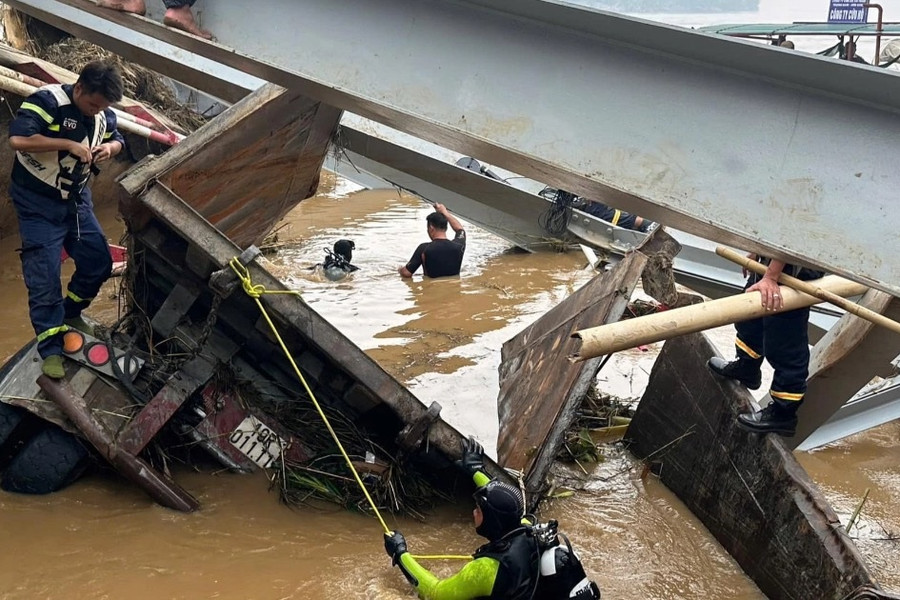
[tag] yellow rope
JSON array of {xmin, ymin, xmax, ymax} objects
[
  {"xmin": 409, "ymin": 554, "xmax": 473, "ymax": 561},
  {"xmin": 228, "ymin": 257, "xmax": 391, "ymax": 534}
]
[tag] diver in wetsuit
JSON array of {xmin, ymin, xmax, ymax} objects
[
  {"xmin": 313, "ymin": 239, "xmax": 359, "ymax": 281},
  {"xmin": 384, "ymin": 438, "xmax": 540, "ymax": 599},
  {"xmin": 384, "ymin": 438, "xmax": 602, "ymax": 599}
]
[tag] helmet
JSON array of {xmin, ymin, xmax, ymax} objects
[
  {"xmin": 332, "ymin": 239, "xmax": 355, "ymax": 263},
  {"xmin": 473, "ymin": 480, "xmax": 524, "ymax": 541}
]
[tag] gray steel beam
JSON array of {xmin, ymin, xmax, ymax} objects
[
  {"xmin": 9, "ymin": 0, "xmax": 900, "ymax": 296},
  {"xmin": 333, "ymin": 127, "xmax": 564, "ymax": 251},
  {"xmin": 5, "ymin": 0, "xmax": 263, "ymax": 103},
  {"xmin": 797, "ymin": 381, "xmax": 900, "ymax": 451}
]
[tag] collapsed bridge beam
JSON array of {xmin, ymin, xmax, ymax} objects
[
  {"xmin": 8, "ymin": 0, "xmax": 900, "ymax": 294},
  {"xmin": 625, "ymin": 333, "xmax": 883, "ymax": 600}
]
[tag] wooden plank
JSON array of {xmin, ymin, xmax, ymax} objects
[
  {"xmin": 625, "ymin": 333, "xmax": 874, "ymax": 600},
  {"xmin": 791, "ymin": 292, "xmax": 900, "ymax": 449},
  {"xmin": 119, "ymin": 83, "xmax": 341, "ymax": 249},
  {"xmin": 497, "ymin": 250, "xmax": 646, "ymax": 495},
  {"xmin": 118, "ymin": 355, "xmax": 215, "ymax": 455}
]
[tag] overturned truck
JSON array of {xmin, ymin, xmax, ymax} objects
[{"xmin": 0, "ymin": 81, "xmax": 509, "ymax": 512}]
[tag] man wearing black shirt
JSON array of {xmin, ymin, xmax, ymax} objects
[{"xmin": 399, "ymin": 203, "xmax": 466, "ymax": 278}]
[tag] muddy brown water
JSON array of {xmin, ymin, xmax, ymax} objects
[{"xmin": 0, "ymin": 177, "xmax": 898, "ymax": 599}]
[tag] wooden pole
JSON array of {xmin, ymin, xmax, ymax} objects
[
  {"xmin": 570, "ymin": 275, "xmax": 867, "ymax": 362},
  {"xmin": 0, "ymin": 72, "xmax": 182, "ymax": 146},
  {"xmin": 716, "ymin": 247, "xmax": 900, "ymax": 336}
]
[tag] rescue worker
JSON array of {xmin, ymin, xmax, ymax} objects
[
  {"xmin": 315, "ymin": 239, "xmax": 359, "ymax": 281},
  {"xmin": 8, "ymin": 61, "xmax": 125, "ymax": 379},
  {"xmin": 398, "ymin": 203, "xmax": 466, "ymax": 278},
  {"xmin": 384, "ymin": 437, "xmax": 541, "ymax": 599},
  {"xmin": 707, "ymin": 255, "xmax": 823, "ymax": 437}
]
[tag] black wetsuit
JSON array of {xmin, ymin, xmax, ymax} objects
[{"xmin": 404, "ymin": 229, "xmax": 466, "ymax": 278}]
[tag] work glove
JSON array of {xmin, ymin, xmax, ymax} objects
[
  {"xmin": 458, "ymin": 435, "xmax": 485, "ymax": 478},
  {"xmin": 384, "ymin": 530, "xmax": 408, "ymax": 565}
]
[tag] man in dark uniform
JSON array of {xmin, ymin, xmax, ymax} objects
[
  {"xmin": 8, "ymin": 61, "xmax": 125, "ymax": 379},
  {"xmin": 398, "ymin": 203, "xmax": 466, "ymax": 278},
  {"xmin": 384, "ymin": 438, "xmax": 541, "ymax": 599},
  {"xmin": 579, "ymin": 199, "xmax": 652, "ymax": 232},
  {"xmin": 707, "ymin": 256, "xmax": 823, "ymax": 436}
]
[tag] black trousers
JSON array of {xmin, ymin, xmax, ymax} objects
[{"xmin": 734, "ymin": 276, "xmax": 811, "ymax": 405}]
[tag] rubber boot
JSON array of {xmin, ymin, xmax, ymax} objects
[
  {"xmin": 707, "ymin": 356, "xmax": 762, "ymax": 390},
  {"xmin": 737, "ymin": 401, "xmax": 799, "ymax": 437},
  {"xmin": 41, "ymin": 355, "xmax": 65, "ymax": 379},
  {"xmin": 64, "ymin": 315, "xmax": 95, "ymax": 337}
]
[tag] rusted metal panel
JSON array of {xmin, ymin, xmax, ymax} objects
[
  {"xmin": 37, "ymin": 375, "xmax": 199, "ymax": 512},
  {"xmin": 497, "ymin": 250, "xmax": 646, "ymax": 495},
  {"xmin": 792, "ymin": 292, "xmax": 900, "ymax": 449},
  {"xmin": 626, "ymin": 333, "xmax": 875, "ymax": 600},
  {"xmin": 118, "ymin": 356, "xmax": 214, "ymax": 455},
  {"xmin": 196, "ymin": 383, "xmax": 310, "ymax": 470},
  {"xmin": 119, "ymin": 83, "xmax": 341, "ymax": 249}
]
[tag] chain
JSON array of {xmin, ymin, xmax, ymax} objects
[{"xmin": 173, "ymin": 292, "xmax": 224, "ymax": 369}]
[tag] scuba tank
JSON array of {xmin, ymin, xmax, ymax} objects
[{"xmin": 532, "ymin": 520, "xmax": 601, "ymax": 599}]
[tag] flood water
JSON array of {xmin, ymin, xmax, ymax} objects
[
  {"xmin": 1, "ymin": 174, "xmax": 898, "ymax": 599},
  {"xmin": 3, "ymin": 1, "xmax": 900, "ymax": 598}
]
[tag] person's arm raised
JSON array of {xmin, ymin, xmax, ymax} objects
[{"xmin": 435, "ymin": 203, "xmax": 464, "ymax": 233}]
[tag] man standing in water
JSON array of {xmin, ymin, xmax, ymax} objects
[
  {"xmin": 95, "ymin": 0, "xmax": 214, "ymax": 40},
  {"xmin": 8, "ymin": 61, "xmax": 125, "ymax": 378},
  {"xmin": 398, "ymin": 203, "xmax": 466, "ymax": 278}
]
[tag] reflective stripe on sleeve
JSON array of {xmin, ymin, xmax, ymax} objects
[{"xmin": 20, "ymin": 102, "xmax": 54, "ymax": 124}]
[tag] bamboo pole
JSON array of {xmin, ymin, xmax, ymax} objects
[
  {"xmin": 570, "ymin": 275, "xmax": 868, "ymax": 362},
  {"xmin": 716, "ymin": 246, "xmax": 900, "ymax": 336},
  {"xmin": 0, "ymin": 72, "xmax": 182, "ymax": 146},
  {"xmin": 0, "ymin": 59, "xmax": 175, "ymax": 131},
  {"xmin": 0, "ymin": 64, "xmax": 46, "ymax": 88}
]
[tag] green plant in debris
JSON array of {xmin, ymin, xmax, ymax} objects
[
  {"xmin": 564, "ymin": 428, "xmax": 603, "ymax": 464},
  {"xmin": 275, "ymin": 446, "xmax": 452, "ymax": 521},
  {"xmin": 559, "ymin": 384, "xmax": 636, "ymax": 464},
  {"xmin": 238, "ymin": 377, "xmax": 451, "ymax": 519}
]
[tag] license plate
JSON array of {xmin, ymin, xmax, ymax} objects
[{"xmin": 229, "ymin": 415, "xmax": 284, "ymax": 468}]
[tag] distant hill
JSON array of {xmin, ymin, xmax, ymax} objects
[{"xmin": 584, "ymin": 0, "xmax": 759, "ymax": 13}]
